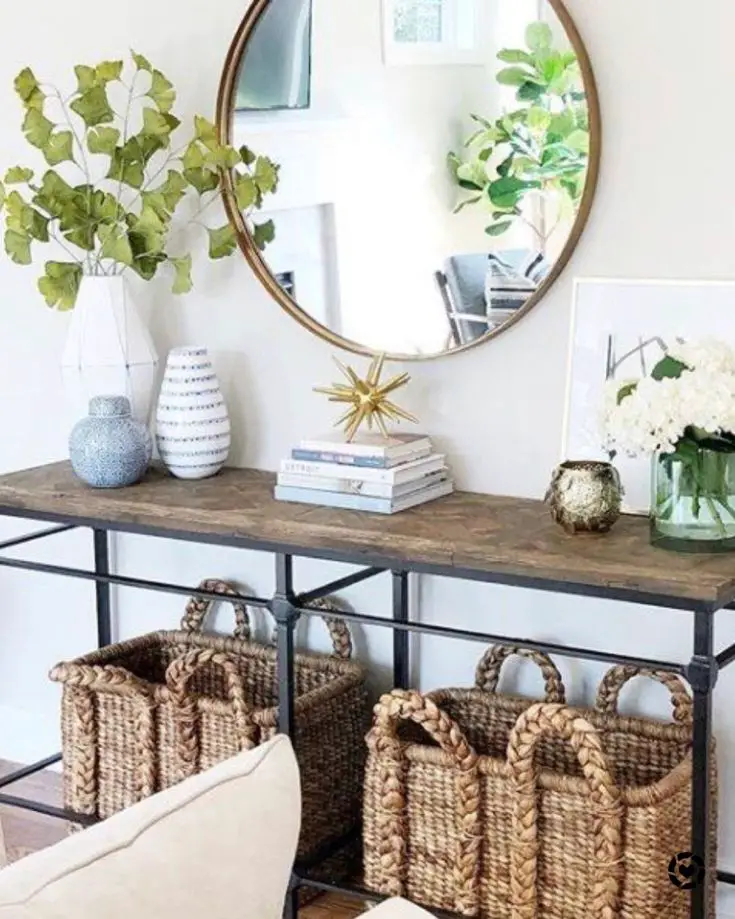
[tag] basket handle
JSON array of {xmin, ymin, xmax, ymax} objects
[
  {"xmin": 49, "ymin": 662, "xmax": 151, "ymax": 695},
  {"xmin": 595, "ymin": 666, "xmax": 693, "ymax": 724},
  {"xmin": 507, "ymin": 703, "xmax": 623, "ymax": 919},
  {"xmin": 166, "ymin": 649, "xmax": 258, "ymax": 782},
  {"xmin": 180, "ymin": 579, "xmax": 254, "ymax": 641},
  {"xmin": 475, "ymin": 645, "xmax": 566, "ymax": 703},
  {"xmin": 270, "ymin": 596, "xmax": 353, "ymax": 660},
  {"xmin": 366, "ymin": 689, "xmax": 481, "ymax": 916}
]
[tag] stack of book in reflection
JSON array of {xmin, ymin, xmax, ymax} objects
[{"xmin": 274, "ymin": 433, "xmax": 454, "ymax": 514}]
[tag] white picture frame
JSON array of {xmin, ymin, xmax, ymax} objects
[
  {"xmin": 381, "ymin": 0, "xmax": 487, "ymax": 66},
  {"xmin": 562, "ymin": 278, "xmax": 735, "ymax": 514}
]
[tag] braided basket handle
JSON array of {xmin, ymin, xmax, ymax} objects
[
  {"xmin": 270, "ymin": 596, "xmax": 353, "ymax": 660},
  {"xmin": 596, "ymin": 666, "xmax": 693, "ymax": 724},
  {"xmin": 475, "ymin": 645, "xmax": 566, "ymax": 703},
  {"xmin": 180, "ymin": 579, "xmax": 253, "ymax": 641},
  {"xmin": 166, "ymin": 649, "xmax": 257, "ymax": 781},
  {"xmin": 367, "ymin": 690, "xmax": 481, "ymax": 916},
  {"xmin": 507, "ymin": 703, "xmax": 623, "ymax": 919},
  {"xmin": 49, "ymin": 662, "xmax": 151, "ymax": 696}
]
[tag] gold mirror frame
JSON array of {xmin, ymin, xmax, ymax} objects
[{"xmin": 216, "ymin": 0, "xmax": 601, "ymax": 361}]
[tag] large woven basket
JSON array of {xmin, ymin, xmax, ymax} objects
[
  {"xmin": 363, "ymin": 649, "xmax": 716, "ymax": 919},
  {"xmin": 50, "ymin": 579, "xmax": 369, "ymax": 867}
]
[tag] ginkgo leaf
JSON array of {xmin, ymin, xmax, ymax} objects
[
  {"xmin": 96, "ymin": 60, "xmax": 124, "ymax": 83},
  {"xmin": 141, "ymin": 107, "xmax": 177, "ymax": 139},
  {"xmin": 207, "ymin": 224, "xmax": 237, "ymax": 259},
  {"xmin": 43, "ymin": 131, "xmax": 75, "ymax": 166},
  {"xmin": 194, "ymin": 115, "xmax": 218, "ymax": 150},
  {"xmin": 107, "ymin": 148, "xmax": 145, "ymax": 189},
  {"xmin": 98, "ymin": 224, "xmax": 134, "ymax": 266},
  {"xmin": 252, "ymin": 219, "xmax": 275, "ymax": 251},
  {"xmin": 5, "ymin": 228, "xmax": 32, "ymax": 264},
  {"xmin": 147, "ymin": 70, "xmax": 175, "ymax": 113},
  {"xmin": 38, "ymin": 261, "xmax": 83, "ymax": 310},
  {"xmin": 70, "ymin": 86, "xmax": 114, "ymax": 127},
  {"xmin": 170, "ymin": 254, "xmax": 193, "ymax": 293},
  {"xmin": 74, "ymin": 65, "xmax": 97, "ymax": 93},
  {"xmin": 182, "ymin": 141, "xmax": 205, "ymax": 170},
  {"xmin": 239, "ymin": 145, "xmax": 256, "ymax": 166},
  {"xmin": 14, "ymin": 67, "xmax": 44, "ymax": 111},
  {"xmin": 87, "ymin": 125, "xmax": 120, "ymax": 155},
  {"xmin": 254, "ymin": 156, "xmax": 279, "ymax": 194},
  {"xmin": 184, "ymin": 166, "xmax": 219, "ymax": 194},
  {"xmin": 22, "ymin": 109, "xmax": 53, "ymax": 149},
  {"xmin": 132, "ymin": 50, "xmax": 152, "ymax": 72},
  {"xmin": 234, "ymin": 173, "xmax": 256, "ymax": 210},
  {"xmin": 4, "ymin": 167, "xmax": 34, "ymax": 185}
]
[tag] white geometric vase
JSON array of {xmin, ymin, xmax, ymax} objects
[
  {"xmin": 61, "ymin": 276, "xmax": 159, "ymax": 425},
  {"xmin": 155, "ymin": 346, "xmax": 231, "ymax": 480}
]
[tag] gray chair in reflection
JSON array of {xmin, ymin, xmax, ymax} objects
[{"xmin": 435, "ymin": 249, "xmax": 549, "ymax": 347}]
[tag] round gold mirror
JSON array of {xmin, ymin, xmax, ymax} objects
[{"xmin": 217, "ymin": 0, "xmax": 600, "ymax": 360}]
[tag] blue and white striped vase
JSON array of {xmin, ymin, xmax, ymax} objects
[{"xmin": 155, "ymin": 347, "xmax": 231, "ymax": 480}]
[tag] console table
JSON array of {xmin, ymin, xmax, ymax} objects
[{"xmin": 0, "ymin": 461, "xmax": 733, "ymax": 919}]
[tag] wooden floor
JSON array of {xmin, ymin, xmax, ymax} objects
[{"xmin": 0, "ymin": 760, "xmax": 362, "ymax": 918}]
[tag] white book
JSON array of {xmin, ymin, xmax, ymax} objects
[
  {"xmin": 280, "ymin": 453, "xmax": 446, "ymax": 485},
  {"xmin": 277, "ymin": 469, "xmax": 449, "ymax": 499},
  {"xmin": 298, "ymin": 432, "xmax": 431, "ymax": 460},
  {"xmin": 275, "ymin": 479, "xmax": 455, "ymax": 514}
]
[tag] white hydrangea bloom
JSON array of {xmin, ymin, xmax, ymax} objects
[{"xmin": 601, "ymin": 340, "xmax": 735, "ymax": 457}]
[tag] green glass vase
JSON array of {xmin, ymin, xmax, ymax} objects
[{"xmin": 651, "ymin": 448, "xmax": 735, "ymax": 552}]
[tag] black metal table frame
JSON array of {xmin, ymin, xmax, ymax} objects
[{"xmin": 0, "ymin": 515, "xmax": 732, "ymax": 919}]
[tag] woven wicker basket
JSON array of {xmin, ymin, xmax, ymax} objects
[
  {"xmin": 50, "ymin": 579, "xmax": 369, "ymax": 867},
  {"xmin": 363, "ymin": 649, "xmax": 716, "ymax": 919}
]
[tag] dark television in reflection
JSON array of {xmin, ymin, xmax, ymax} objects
[{"xmin": 235, "ymin": 0, "xmax": 313, "ymax": 111}]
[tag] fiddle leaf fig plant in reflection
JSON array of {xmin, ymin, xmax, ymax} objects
[
  {"xmin": 449, "ymin": 21, "xmax": 589, "ymax": 249},
  {"xmin": 0, "ymin": 52, "xmax": 279, "ymax": 309}
]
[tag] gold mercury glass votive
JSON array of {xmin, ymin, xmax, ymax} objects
[{"xmin": 545, "ymin": 460, "xmax": 623, "ymax": 534}]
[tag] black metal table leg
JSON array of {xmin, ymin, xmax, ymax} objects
[
  {"xmin": 392, "ymin": 570, "xmax": 410, "ymax": 688},
  {"xmin": 688, "ymin": 610, "xmax": 717, "ymax": 919},
  {"xmin": 273, "ymin": 554, "xmax": 301, "ymax": 919},
  {"xmin": 93, "ymin": 529, "xmax": 112, "ymax": 648}
]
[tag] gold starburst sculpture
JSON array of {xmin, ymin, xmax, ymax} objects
[{"xmin": 314, "ymin": 354, "xmax": 418, "ymax": 442}]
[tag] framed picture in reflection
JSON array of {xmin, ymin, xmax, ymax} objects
[{"xmin": 381, "ymin": 0, "xmax": 487, "ymax": 65}]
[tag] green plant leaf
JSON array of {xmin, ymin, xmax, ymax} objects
[
  {"xmin": 141, "ymin": 106, "xmax": 179, "ymax": 139},
  {"xmin": 96, "ymin": 60, "xmax": 124, "ymax": 83},
  {"xmin": 527, "ymin": 107, "xmax": 551, "ymax": 132},
  {"xmin": 22, "ymin": 109, "xmax": 54, "ymax": 149},
  {"xmin": 98, "ymin": 224, "xmax": 133, "ymax": 265},
  {"xmin": 32, "ymin": 171, "xmax": 75, "ymax": 219},
  {"xmin": 651, "ymin": 355, "xmax": 689, "ymax": 381},
  {"xmin": 194, "ymin": 115, "xmax": 218, "ymax": 149},
  {"xmin": 496, "ymin": 67, "xmax": 537, "ymax": 87},
  {"xmin": 43, "ymin": 131, "xmax": 75, "ymax": 166},
  {"xmin": 254, "ymin": 156, "xmax": 279, "ymax": 194},
  {"xmin": 239, "ymin": 145, "xmax": 257, "ymax": 166},
  {"xmin": 128, "ymin": 228, "xmax": 166, "ymax": 280},
  {"xmin": 526, "ymin": 21, "xmax": 553, "ymax": 52},
  {"xmin": 4, "ymin": 167, "xmax": 34, "ymax": 185},
  {"xmin": 208, "ymin": 224, "xmax": 237, "ymax": 259},
  {"xmin": 38, "ymin": 261, "xmax": 83, "ymax": 310},
  {"xmin": 0, "ymin": 181, "xmax": 5, "ymax": 212},
  {"xmin": 74, "ymin": 65, "xmax": 97, "ymax": 93},
  {"xmin": 146, "ymin": 69, "xmax": 176, "ymax": 113},
  {"xmin": 184, "ymin": 167, "xmax": 219, "ymax": 194},
  {"xmin": 132, "ymin": 50, "xmax": 153, "ymax": 72},
  {"xmin": 565, "ymin": 129, "xmax": 589, "ymax": 154},
  {"xmin": 14, "ymin": 68, "xmax": 44, "ymax": 111},
  {"xmin": 234, "ymin": 173, "xmax": 257, "ymax": 210},
  {"xmin": 145, "ymin": 169, "xmax": 188, "ymax": 216},
  {"xmin": 488, "ymin": 175, "xmax": 536, "ymax": 209},
  {"xmin": 182, "ymin": 141, "xmax": 205, "ymax": 170},
  {"xmin": 87, "ymin": 125, "xmax": 120, "ymax": 155},
  {"xmin": 5, "ymin": 190, "xmax": 49, "ymax": 242},
  {"xmin": 452, "ymin": 195, "xmax": 482, "ymax": 214},
  {"xmin": 517, "ymin": 81, "xmax": 545, "ymax": 103},
  {"xmin": 170, "ymin": 254, "xmax": 193, "ymax": 293},
  {"xmin": 616, "ymin": 381, "xmax": 638, "ymax": 405},
  {"xmin": 107, "ymin": 148, "xmax": 145, "ymax": 189},
  {"xmin": 5, "ymin": 228, "xmax": 32, "ymax": 264},
  {"xmin": 252, "ymin": 219, "xmax": 275, "ymax": 251},
  {"xmin": 497, "ymin": 49, "xmax": 535, "ymax": 66},
  {"xmin": 485, "ymin": 220, "xmax": 513, "ymax": 237},
  {"xmin": 70, "ymin": 86, "xmax": 114, "ymax": 127}
]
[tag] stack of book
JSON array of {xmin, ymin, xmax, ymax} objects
[{"xmin": 275, "ymin": 433, "xmax": 453, "ymax": 514}]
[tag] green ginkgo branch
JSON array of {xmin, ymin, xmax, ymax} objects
[{"xmin": 0, "ymin": 51, "xmax": 279, "ymax": 310}]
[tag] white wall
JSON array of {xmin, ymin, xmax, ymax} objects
[{"xmin": 1, "ymin": 0, "xmax": 735, "ymax": 911}]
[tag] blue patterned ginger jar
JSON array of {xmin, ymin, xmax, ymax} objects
[{"xmin": 69, "ymin": 395, "xmax": 152, "ymax": 488}]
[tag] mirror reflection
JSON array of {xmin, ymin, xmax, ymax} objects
[{"xmin": 229, "ymin": 0, "xmax": 597, "ymax": 357}]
